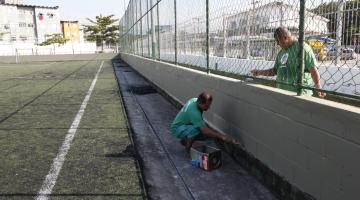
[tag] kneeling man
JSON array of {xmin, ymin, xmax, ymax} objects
[{"xmin": 170, "ymin": 91, "xmax": 235, "ymax": 149}]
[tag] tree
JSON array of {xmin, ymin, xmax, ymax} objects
[
  {"xmin": 311, "ymin": 0, "xmax": 360, "ymax": 45},
  {"xmin": 37, "ymin": 33, "xmax": 69, "ymax": 46},
  {"xmin": 0, "ymin": 31, "xmax": 9, "ymax": 39},
  {"xmin": 84, "ymin": 14, "xmax": 121, "ymax": 52}
]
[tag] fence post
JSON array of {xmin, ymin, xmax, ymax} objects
[
  {"xmin": 72, "ymin": 42, "xmax": 75, "ymax": 54},
  {"xmin": 174, "ymin": 0, "xmax": 177, "ymax": 64},
  {"xmin": 206, "ymin": 0, "xmax": 210, "ymax": 74},
  {"xmin": 135, "ymin": 0, "xmax": 139, "ymax": 55},
  {"xmin": 297, "ymin": 0, "xmax": 306, "ymax": 96},
  {"xmin": 223, "ymin": 15, "xmax": 227, "ymax": 58},
  {"xmin": 335, "ymin": 0, "xmax": 344, "ymax": 66},
  {"xmin": 150, "ymin": 0, "xmax": 156, "ymax": 58},
  {"xmin": 147, "ymin": 0, "xmax": 151, "ymax": 57},
  {"xmin": 157, "ymin": 2, "xmax": 160, "ymax": 60},
  {"xmin": 245, "ymin": 6, "xmax": 250, "ymax": 59},
  {"xmin": 140, "ymin": 0, "xmax": 143, "ymax": 56},
  {"xmin": 132, "ymin": 0, "xmax": 134, "ymax": 54},
  {"xmin": 131, "ymin": 0, "xmax": 134, "ymax": 54},
  {"xmin": 15, "ymin": 49, "xmax": 19, "ymax": 64}
]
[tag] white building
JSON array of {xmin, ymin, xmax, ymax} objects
[
  {"xmin": 226, "ymin": 1, "xmax": 329, "ymax": 37},
  {"xmin": 0, "ymin": 1, "xmax": 60, "ymax": 43},
  {"xmin": 212, "ymin": 1, "xmax": 330, "ymax": 59},
  {"xmin": 0, "ymin": 0, "xmax": 24, "ymax": 4}
]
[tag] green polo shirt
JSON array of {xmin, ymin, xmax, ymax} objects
[
  {"xmin": 170, "ymin": 98, "xmax": 206, "ymax": 134},
  {"xmin": 274, "ymin": 41, "xmax": 316, "ymax": 95}
]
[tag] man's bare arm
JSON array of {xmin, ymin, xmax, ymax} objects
[
  {"xmin": 250, "ymin": 68, "xmax": 276, "ymax": 76},
  {"xmin": 309, "ymin": 67, "xmax": 326, "ymax": 97},
  {"xmin": 200, "ymin": 125, "xmax": 234, "ymax": 142}
]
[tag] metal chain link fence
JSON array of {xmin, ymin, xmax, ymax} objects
[{"xmin": 119, "ymin": 0, "xmax": 360, "ymax": 100}]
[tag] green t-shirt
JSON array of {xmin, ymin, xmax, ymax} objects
[
  {"xmin": 274, "ymin": 41, "xmax": 317, "ymax": 95},
  {"xmin": 170, "ymin": 98, "xmax": 206, "ymax": 132}
]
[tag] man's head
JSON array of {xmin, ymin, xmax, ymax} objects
[
  {"xmin": 197, "ymin": 91, "xmax": 213, "ymax": 111},
  {"xmin": 274, "ymin": 27, "xmax": 295, "ymax": 49}
]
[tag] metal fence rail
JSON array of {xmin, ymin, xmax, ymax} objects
[{"xmin": 119, "ymin": 0, "xmax": 360, "ymax": 100}]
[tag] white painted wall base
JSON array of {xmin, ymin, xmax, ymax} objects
[{"xmin": 0, "ymin": 42, "xmax": 96, "ymax": 56}]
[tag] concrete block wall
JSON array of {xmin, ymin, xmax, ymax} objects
[{"xmin": 120, "ymin": 53, "xmax": 360, "ymax": 200}]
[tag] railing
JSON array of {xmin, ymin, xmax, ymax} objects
[{"xmin": 119, "ymin": 0, "xmax": 360, "ymax": 101}]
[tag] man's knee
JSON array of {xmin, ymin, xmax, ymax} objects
[{"xmin": 174, "ymin": 125, "xmax": 201, "ymax": 139}]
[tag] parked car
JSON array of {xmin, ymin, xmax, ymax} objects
[
  {"xmin": 355, "ymin": 45, "xmax": 360, "ymax": 54},
  {"xmin": 326, "ymin": 48, "xmax": 356, "ymax": 60}
]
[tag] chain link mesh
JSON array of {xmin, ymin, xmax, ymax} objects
[
  {"xmin": 307, "ymin": 0, "xmax": 360, "ymax": 96},
  {"xmin": 119, "ymin": 0, "xmax": 360, "ymax": 98}
]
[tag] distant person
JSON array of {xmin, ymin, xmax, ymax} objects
[
  {"xmin": 170, "ymin": 91, "xmax": 237, "ymax": 150},
  {"xmin": 250, "ymin": 27, "xmax": 326, "ymax": 97}
]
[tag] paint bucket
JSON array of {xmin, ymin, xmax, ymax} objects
[{"xmin": 190, "ymin": 143, "xmax": 222, "ymax": 171}]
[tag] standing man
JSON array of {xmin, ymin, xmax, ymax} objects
[
  {"xmin": 170, "ymin": 91, "xmax": 236, "ymax": 149},
  {"xmin": 250, "ymin": 27, "xmax": 326, "ymax": 97}
]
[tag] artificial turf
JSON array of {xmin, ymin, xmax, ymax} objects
[{"xmin": 0, "ymin": 55, "xmax": 145, "ymax": 200}]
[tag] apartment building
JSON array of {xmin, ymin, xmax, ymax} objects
[
  {"xmin": 0, "ymin": 1, "xmax": 60, "ymax": 43},
  {"xmin": 61, "ymin": 21, "xmax": 80, "ymax": 42}
]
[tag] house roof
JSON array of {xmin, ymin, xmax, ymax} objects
[
  {"xmin": 1, "ymin": 3, "xmax": 59, "ymax": 9},
  {"xmin": 227, "ymin": 1, "xmax": 329, "ymax": 23},
  {"xmin": 61, "ymin": 21, "xmax": 79, "ymax": 23}
]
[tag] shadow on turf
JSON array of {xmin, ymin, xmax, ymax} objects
[{"xmin": 104, "ymin": 144, "xmax": 135, "ymax": 158}]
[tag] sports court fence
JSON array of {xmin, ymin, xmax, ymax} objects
[
  {"xmin": 0, "ymin": 42, "xmax": 97, "ymax": 57},
  {"xmin": 119, "ymin": 0, "xmax": 360, "ymax": 100}
]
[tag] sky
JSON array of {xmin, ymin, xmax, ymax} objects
[
  {"xmin": 26, "ymin": 0, "xmax": 130, "ymax": 24},
  {"xmin": 24, "ymin": 0, "xmax": 331, "ymax": 26}
]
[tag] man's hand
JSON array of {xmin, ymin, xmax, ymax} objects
[
  {"xmin": 201, "ymin": 126, "xmax": 241, "ymax": 145},
  {"xmin": 222, "ymin": 135, "xmax": 241, "ymax": 145},
  {"xmin": 310, "ymin": 67, "xmax": 326, "ymax": 98},
  {"xmin": 221, "ymin": 135, "xmax": 232, "ymax": 143},
  {"xmin": 314, "ymin": 83, "xmax": 326, "ymax": 98},
  {"xmin": 314, "ymin": 90, "xmax": 326, "ymax": 98}
]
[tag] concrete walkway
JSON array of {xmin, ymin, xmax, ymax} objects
[{"xmin": 114, "ymin": 60, "xmax": 278, "ymax": 200}]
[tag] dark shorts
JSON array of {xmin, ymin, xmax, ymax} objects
[
  {"xmin": 172, "ymin": 125, "xmax": 208, "ymax": 140},
  {"xmin": 172, "ymin": 125, "xmax": 201, "ymax": 139}
]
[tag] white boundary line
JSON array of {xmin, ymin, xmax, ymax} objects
[{"xmin": 35, "ymin": 61, "xmax": 104, "ymax": 200}]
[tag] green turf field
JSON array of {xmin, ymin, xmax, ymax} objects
[{"xmin": 0, "ymin": 54, "xmax": 145, "ymax": 200}]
